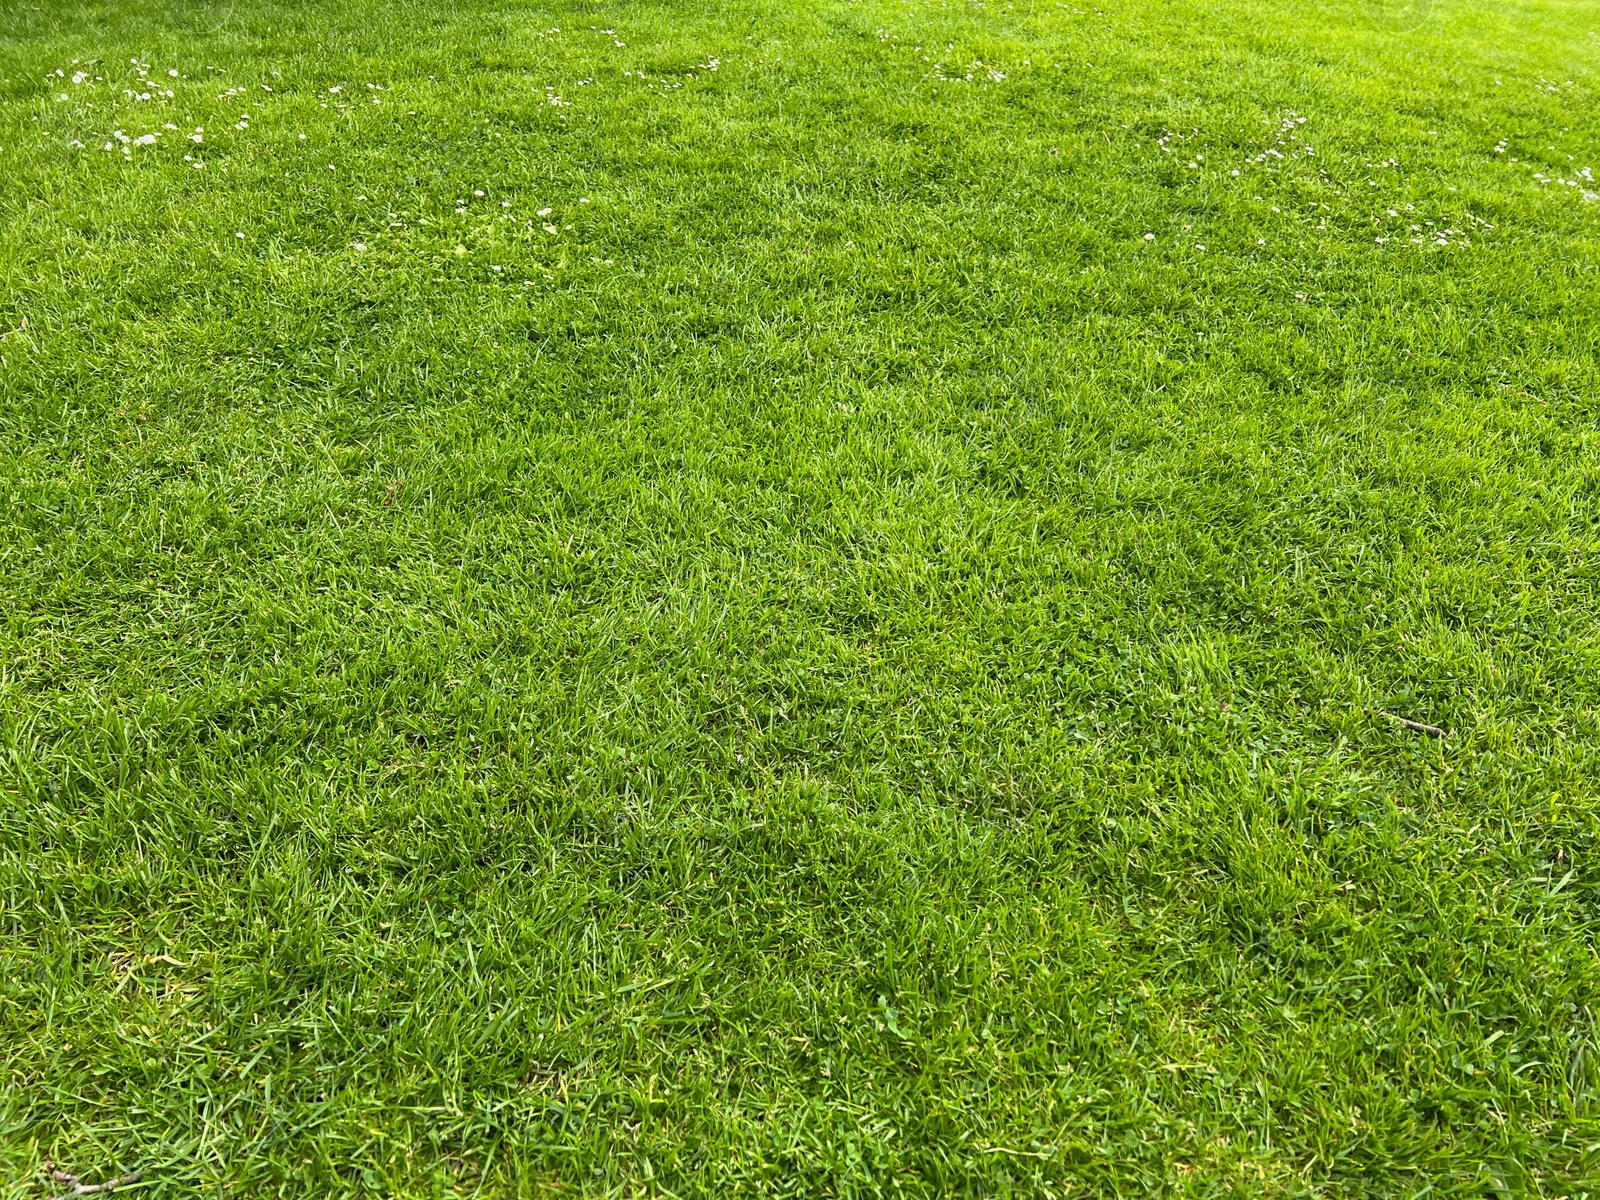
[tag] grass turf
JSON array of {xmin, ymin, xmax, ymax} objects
[{"xmin": 2, "ymin": 0, "xmax": 1599, "ymax": 1193}]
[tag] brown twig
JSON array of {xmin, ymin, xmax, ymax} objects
[
  {"xmin": 1375, "ymin": 711, "xmax": 1448, "ymax": 739},
  {"xmin": 0, "ymin": 315, "xmax": 27, "ymax": 341},
  {"xmin": 50, "ymin": 1170, "xmax": 142, "ymax": 1197},
  {"xmin": 382, "ymin": 478, "xmax": 405, "ymax": 506}
]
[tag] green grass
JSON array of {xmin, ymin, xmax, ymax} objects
[{"xmin": 2, "ymin": 0, "xmax": 1599, "ymax": 1193}]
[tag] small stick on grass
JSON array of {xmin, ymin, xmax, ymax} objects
[
  {"xmin": 1375, "ymin": 711, "xmax": 1448, "ymax": 739},
  {"xmin": 50, "ymin": 1171, "xmax": 142, "ymax": 1197}
]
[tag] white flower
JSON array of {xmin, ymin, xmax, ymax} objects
[
  {"xmin": 543, "ymin": 223, "xmax": 558, "ymax": 234},
  {"xmin": 236, "ymin": 232, "xmax": 245, "ymax": 239},
  {"xmin": 474, "ymin": 189, "xmax": 484, "ymax": 196},
  {"xmin": 537, "ymin": 207, "xmax": 552, "ymax": 217},
  {"xmin": 353, "ymin": 242, "xmax": 367, "ymax": 251},
  {"xmin": 329, "ymin": 85, "xmax": 341, "ymax": 93},
  {"xmin": 298, "ymin": 133, "xmax": 306, "ymax": 140},
  {"xmin": 104, "ymin": 141, "xmax": 114, "ymax": 151},
  {"xmin": 133, "ymin": 133, "xmax": 158, "ymax": 145},
  {"xmin": 1142, "ymin": 233, "xmax": 1154, "ymax": 241},
  {"xmin": 191, "ymin": 133, "xmax": 203, "ymax": 143}
]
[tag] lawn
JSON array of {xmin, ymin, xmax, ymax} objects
[{"xmin": 1, "ymin": 0, "xmax": 1598, "ymax": 1193}]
